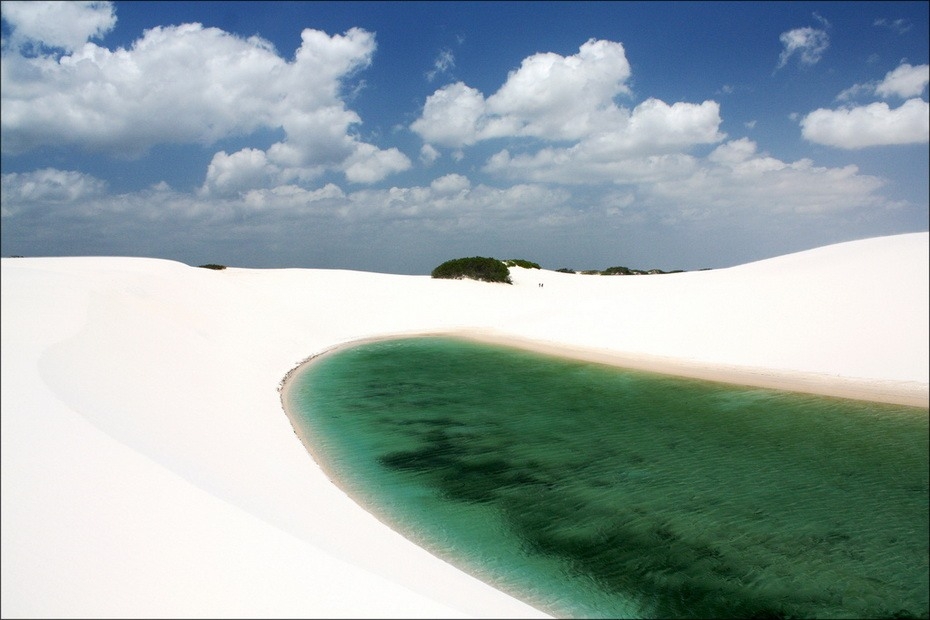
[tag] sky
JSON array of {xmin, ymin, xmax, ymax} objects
[{"xmin": 1, "ymin": 1, "xmax": 927, "ymax": 274}]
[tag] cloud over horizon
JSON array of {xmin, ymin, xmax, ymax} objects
[{"xmin": 1, "ymin": 2, "xmax": 927, "ymax": 273}]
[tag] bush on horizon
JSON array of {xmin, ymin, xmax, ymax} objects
[
  {"xmin": 504, "ymin": 259, "xmax": 541, "ymax": 269},
  {"xmin": 199, "ymin": 263, "xmax": 227, "ymax": 270},
  {"xmin": 431, "ymin": 257, "xmax": 512, "ymax": 284}
]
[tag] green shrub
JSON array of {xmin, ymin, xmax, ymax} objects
[
  {"xmin": 556, "ymin": 267, "xmax": 576, "ymax": 274},
  {"xmin": 199, "ymin": 263, "xmax": 227, "ymax": 270},
  {"xmin": 431, "ymin": 257, "xmax": 512, "ymax": 283},
  {"xmin": 504, "ymin": 258, "xmax": 541, "ymax": 269},
  {"xmin": 601, "ymin": 266, "xmax": 672, "ymax": 275}
]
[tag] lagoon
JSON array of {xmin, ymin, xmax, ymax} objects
[{"xmin": 286, "ymin": 336, "xmax": 929, "ymax": 619}]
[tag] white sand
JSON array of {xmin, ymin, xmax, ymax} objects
[{"xmin": 2, "ymin": 232, "xmax": 927, "ymax": 618}]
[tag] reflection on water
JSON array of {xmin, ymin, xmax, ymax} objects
[{"xmin": 288, "ymin": 337, "xmax": 929, "ymax": 619}]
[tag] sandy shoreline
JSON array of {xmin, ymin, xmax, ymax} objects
[
  {"xmin": 282, "ymin": 331, "xmax": 929, "ymax": 414},
  {"xmin": 449, "ymin": 330, "xmax": 930, "ymax": 408}
]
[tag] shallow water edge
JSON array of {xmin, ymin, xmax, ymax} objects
[{"xmin": 282, "ymin": 330, "xmax": 929, "ymax": 410}]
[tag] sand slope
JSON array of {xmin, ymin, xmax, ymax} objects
[{"xmin": 2, "ymin": 232, "xmax": 927, "ymax": 618}]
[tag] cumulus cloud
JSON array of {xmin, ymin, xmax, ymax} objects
[
  {"xmin": 241, "ymin": 183, "xmax": 346, "ymax": 213},
  {"xmin": 343, "ymin": 144, "xmax": 412, "ymax": 184},
  {"xmin": 875, "ymin": 63, "xmax": 929, "ymax": 99},
  {"xmin": 411, "ymin": 82, "xmax": 486, "ymax": 147},
  {"xmin": 480, "ymin": 98, "xmax": 724, "ymax": 184},
  {"xmin": 1, "ymin": 12, "xmax": 409, "ymax": 184},
  {"xmin": 801, "ymin": 99, "xmax": 929, "ymax": 148},
  {"xmin": 802, "ymin": 62, "xmax": 929, "ymax": 149},
  {"xmin": 1, "ymin": 0, "xmax": 116, "ymax": 52},
  {"xmin": 647, "ymin": 138, "xmax": 887, "ymax": 215},
  {"xmin": 1, "ymin": 168, "xmax": 107, "ymax": 216},
  {"xmin": 1, "ymin": 163, "xmax": 572, "ymax": 232},
  {"xmin": 413, "ymin": 37, "xmax": 737, "ymax": 196},
  {"xmin": 3, "ymin": 142, "xmax": 891, "ymax": 249},
  {"xmin": 419, "ymin": 144, "xmax": 440, "ymax": 166},
  {"xmin": 485, "ymin": 148, "xmax": 700, "ymax": 186},
  {"xmin": 429, "ymin": 173, "xmax": 470, "ymax": 194},
  {"xmin": 412, "ymin": 39, "xmax": 635, "ymax": 147},
  {"xmin": 838, "ymin": 63, "xmax": 930, "ymax": 101},
  {"xmin": 482, "ymin": 134, "xmax": 891, "ymax": 219},
  {"xmin": 776, "ymin": 27, "xmax": 829, "ymax": 69},
  {"xmin": 413, "ymin": 37, "xmax": 864, "ymax": 213},
  {"xmin": 200, "ymin": 149, "xmax": 275, "ymax": 197},
  {"xmin": 344, "ymin": 180, "xmax": 573, "ymax": 227}
]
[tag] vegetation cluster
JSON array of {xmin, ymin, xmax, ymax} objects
[
  {"xmin": 431, "ymin": 255, "xmax": 694, "ymax": 283},
  {"xmin": 431, "ymin": 257, "xmax": 512, "ymax": 283},
  {"xmin": 600, "ymin": 266, "xmax": 684, "ymax": 275}
]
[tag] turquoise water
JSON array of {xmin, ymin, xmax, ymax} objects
[{"xmin": 287, "ymin": 336, "xmax": 929, "ymax": 619}]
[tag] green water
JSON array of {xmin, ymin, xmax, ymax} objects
[{"xmin": 287, "ymin": 336, "xmax": 929, "ymax": 619}]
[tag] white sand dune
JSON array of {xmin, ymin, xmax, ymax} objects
[{"xmin": 2, "ymin": 232, "xmax": 927, "ymax": 618}]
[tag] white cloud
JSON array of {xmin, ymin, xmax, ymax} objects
[
  {"xmin": 483, "ymin": 38, "xmax": 632, "ymax": 141},
  {"xmin": 1, "ymin": 0, "xmax": 116, "ymax": 52},
  {"xmin": 412, "ymin": 39, "xmax": 635, "ymax": 147},
  {"xmin": 1, "ymin": 167, "xmax": 106, "ymax": 215},
  {"xmin": 801, "ymin": 99, "xmax": 929, "ymax": 148},
  {"xmin": 839, "ymin": 63, "xmax": 930, "ymax": 101},
  {"xmin": 875, "ymin": 63, "xmax": 929, "ymax": 99},
  {"xmin": 836, "ymin": 82, "xmax": 876, "ymax": 102},
  {"xmin": 805, "ymin": 62, "xmax": 930, "ymax": 149},
  {"xmin": 201, "ymin": 149, "xmax": 275, "ymax": 197},
  {"xmin": 776, "ymin": 27, "xmax": 829, "ymax": 69},
  {"xmin": 616, "ymin": 98, "xmax": 723, "ymax": 152},
  {"xmin": 706, "ymin": 137, "xmax": 759, "ymax": 165},
  {"xmin": 430, "ymin": 173, "xmax": 470, "ymax": 194},
  {"xmin": 419, "ymin": 144, "xmax": 440, "ymax": 166},
  {"xmin": 1, "ymin": 16, "xmax": 409, "ymax": 184},
  {"xmin": 873, "ymin": 18, "xmax": 912, "ymax": 34},
  {"xmin": 413, "ymin": 40, "xmax": 726, "ymax": 190},
  {"xmin": 426, "ymin": 48, "xmax": 454, "ymax": 82},
  {"xmin": 485, "ymin": 148, "xmax": 700, "ymax": 186},
  {"xmin": 481, "ymin": 98, "xmax": 724, "ymax": 184},
  {"xmin": 646, "ymin": 139, "xmax": 888, "ymax": 215},
  {"xmin": 343, "ymin": 181, "xmax": 573, "ymax": 227},
  {"xmin": 241, "ymin": 183, "xmax": 346, "ymax": 213},
  {"xmin": 482, "ymin": 136, "xmax": 890, "ymax": 218},
  {"xmin": 343, "ymin": 144, "xmax": 411, "ymax": 184},
  {"xmin": 410, "ymin": 82, "xmax": 488, "ymax": 147}
]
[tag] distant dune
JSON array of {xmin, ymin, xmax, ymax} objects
[{"xmin": 2, "ymin": 232, "xmax": 927, "ymax": 618}]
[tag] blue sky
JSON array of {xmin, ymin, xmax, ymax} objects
[{"xmin": 1, "ymin": 1, "xmax": 927, "ymax": 273}]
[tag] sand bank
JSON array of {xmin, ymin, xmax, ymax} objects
[{"xmin": 448, "ymin": 330, "xmax": 929, "ymax": 408}]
